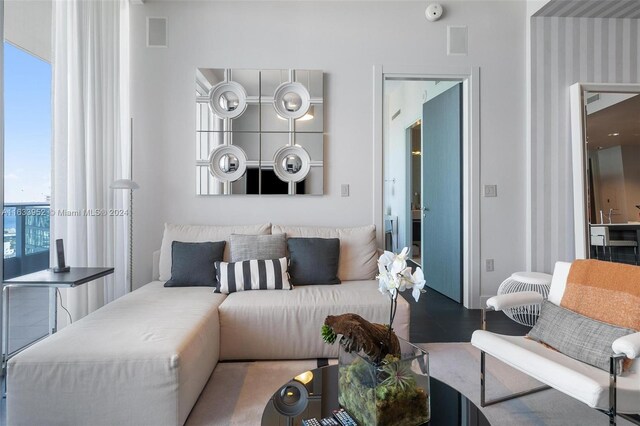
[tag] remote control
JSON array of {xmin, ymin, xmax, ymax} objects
[
  {"xmin": 320, "ymin": 417, "xmax": 339, "ymax": 426},
  {"xmin": 332, "ymin": 408, "xmax": 358, "ymax": 426},
  {"xmin": 302, "ymin": 419, "xmax": 322, "ymax": 426}
]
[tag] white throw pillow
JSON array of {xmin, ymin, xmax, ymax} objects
[
  {"xmin": 272, "ymin": 224, "xmax": 377, "ymax": 281},
  {"xmin": 159, "ymin": 223, "xmax": 271, "ymax": 281},
  {"xmin": 547, "ymin": 261, "xmax": 571, "ymax": 306}
]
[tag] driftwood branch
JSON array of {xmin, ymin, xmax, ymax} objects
[{"xmin": 324, "ymin": 313, "xmax": 401, "ymax": 363}]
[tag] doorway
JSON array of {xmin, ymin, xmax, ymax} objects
[
  {"xmin": 407, "ymin": 120, "xmax": 422, "ymax": 265},
  {"xmin": 383, "ymin": 78, "xmax": 464, "ymax": 303}
]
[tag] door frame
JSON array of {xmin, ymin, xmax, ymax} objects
[{"xmin": 373, "ymin": 66, "xmax": 481, "ymax": 309}]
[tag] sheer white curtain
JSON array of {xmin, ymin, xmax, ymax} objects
[{"xmin": 52, "ymin": 0, "xmax": 130, "ymax": 326}]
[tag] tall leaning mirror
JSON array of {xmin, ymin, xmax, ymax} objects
[{"xmin": 570, "ymin": 83, "xmax": 640, "ymax": 264}]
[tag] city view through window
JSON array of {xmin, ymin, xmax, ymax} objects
[
  {"xmin": 3, "ymin": 41, "xmax": 52, "ymax": 353},
  {"xmin": 4, "ymin": 42, "xmax": 51, "ymax": 280}
]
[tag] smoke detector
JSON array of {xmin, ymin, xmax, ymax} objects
[{"xmin": 425, "ymin": 3, "xmax": 444, "ymax": 21}]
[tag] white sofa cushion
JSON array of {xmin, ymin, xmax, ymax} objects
[
  {"xmin": 272, "ymin": 224, "xmax": 378, "ymax": 281},
  {"xmin": 471, "ymin": 330, "xmax": 640, "ymax": 413},
  {"xmin": 8, "ymin": 282, "xmax": 227, "ymax": 426},
  {"xmin": 159, "ymin": 223, "xmax": 271, "ymax": 281},
  {"xmin": 218, "ymin": 280, "xmax": 410, "ymax": 360}
]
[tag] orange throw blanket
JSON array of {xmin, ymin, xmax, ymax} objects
[{"xmin": 562, "ymin": 259, "xmax": 640, "ymax": 331}]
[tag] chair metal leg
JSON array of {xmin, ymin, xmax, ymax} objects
[
  {"xmin": 479, "ymin": 350, "xmax": 550, "ymax": 407},
  {"xmin": 619, "ymin": 414, "xmax": 640, "ymax": 425},
  {"xmin": 604, "ymin": 354, "xmax": 627, "ymax": 426}
]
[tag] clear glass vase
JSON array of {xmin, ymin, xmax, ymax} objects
[{"xmin": 338, "ymin": 337, "xmax": 430, "ymax": 426}]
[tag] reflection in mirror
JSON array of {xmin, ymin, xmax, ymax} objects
[
  {"xmin": 282, "ymin": 155, "xmax": 302, "ymax": 174},
  {"xmin": 220, "ymin": 154, "xmax": 239, "ymax": 173},
  {"xmin": 571, "ymin": 84, "xmax": 640, "ymax": 264},
  {"xmin": 586, "ymin": 93, "xmax": 640, "ymax": 225},
  {"xmin": 219, "ymin": 91, "xmax": 240, "ymax": 112},
  {"xmin": 282, "ymin": 92, "xmax": 302, "ymax": 112}
]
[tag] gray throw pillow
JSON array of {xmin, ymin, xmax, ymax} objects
[
  {"xmin": 230, "ymin": 234, "xmax": 286, "ymax": 262},
  {"xmin": 164, "ymin": 241, "xmax": 225, "ymax": 287},
  {"xmin": 528, "ymin": 300, "xmax": 635, "ymax": 372},
  {"xmin": 287, "ymin": 237, "xmax": 341, "ymax": 285}
]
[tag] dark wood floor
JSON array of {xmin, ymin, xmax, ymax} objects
[{"xmin": 403, "ymin": 287, "xmax": 531, "ymax": 343}]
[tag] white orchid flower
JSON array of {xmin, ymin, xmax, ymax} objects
[
  {"xmin": 389, "ymin": 247, "xmax": 409, "ymax": 276},
  {"xmin": 378, "ymin": 251, "xmax": 396, "ymax": 268},
  {"xmin": 376, "ymin": 248, "xmax": 426, "ymax": 303},
  {"xmin": 411, "ymin": 267, "xmax": 426, "ymax": 302}
]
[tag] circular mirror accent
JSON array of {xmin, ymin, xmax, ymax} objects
[
  {"xmin": 282, "ymin": 92, "xmax": 303, "ymax": 113},
  {"xmin": 208, "ymin": 145, "xmax": 247, "ymax": 182},
  {"xmin": 273, "ymin": 145, "xmax": 311, "ymax": 183},
  {"xmin": 273, "ymin": 82, "xmax": 310, "ymax": 120},
  {"xmin": 219, "ymin": 154, "xmax": 240, "ymax": 173},
  {"xmin": 282, "ymin": 155, "xmax": 303, "ymax": 174},
  {"xmin": 218, "ymin": 91, "xmax": 240, "ymax": 112},
  {"xmin": 208, "ymin": 81, "xmax": 248, "ymax": 119}
]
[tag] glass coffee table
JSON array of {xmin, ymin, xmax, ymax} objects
[{"xmin": 261, "ymin": 364, "xmax": 490, "ymax": 425}]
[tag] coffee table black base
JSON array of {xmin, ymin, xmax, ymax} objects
[{"xmin": 262, "ymin": 365, "xmax": 490, "ymax": 426}]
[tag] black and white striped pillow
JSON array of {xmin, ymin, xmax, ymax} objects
[{"xmin": 214, "ymin": 257, "xmax": 292, "ymax": 294}]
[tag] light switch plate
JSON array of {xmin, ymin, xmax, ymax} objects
[
  {"xmin": 485, "ymin": 259, "xmax": 494, "ymax": 272},
  {"xmin": 341, "ymin": 184, "xmax": 350, "ymax": 197},
  {"xmin": 484, "ymin": 184, "xmax": 497, "ymax": 197}
]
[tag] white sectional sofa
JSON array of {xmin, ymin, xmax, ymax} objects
[{"xmin": 7, "ymin": 224, "xmax": 410, "ymax": 426}]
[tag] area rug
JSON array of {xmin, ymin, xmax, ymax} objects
[{"xmin": 185, "ymin": 343, "xmax": 634, "ymax": 425}]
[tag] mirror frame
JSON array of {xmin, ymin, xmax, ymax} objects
[{"xmin": 570, "ymin": 82, "xmax": 640, "ymax": 259}]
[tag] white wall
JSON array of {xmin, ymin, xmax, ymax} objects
[
  {"xmin": 620, "ymin": 145, "xmax": 640, "ymax": 222},
  {"xmin": 594, "ymin": 146, "xmax": 627, "ymax": 221},
  {"xmin": 130, "ymin": 1, "xmax": 528, "ymax": 301}
]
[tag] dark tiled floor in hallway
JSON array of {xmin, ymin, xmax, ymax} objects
[{"xmin": 405, "ymin": 287, "xmax": 531, "ymax": 343}]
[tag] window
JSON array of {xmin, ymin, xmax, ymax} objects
[
  {"xmin": 3, "ymin": 42, "xmax": 51, "ymax": 278},
  {"xmin": 3, "ymin": 41, "xmax": 52, "ymax": 353}
]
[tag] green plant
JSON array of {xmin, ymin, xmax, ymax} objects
[
  {"xmin": 321, "ymin": 324, "xmax": 337, "ymax": 344},
  {"xmin": 379, "ymin": 355, "xmax": 417, "ymax": 392}
]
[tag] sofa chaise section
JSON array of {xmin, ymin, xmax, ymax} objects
[{"xmin": 7, "ymin": 282, "xmax": 227, "ymax": 426}]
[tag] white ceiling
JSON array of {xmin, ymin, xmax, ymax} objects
[{"xmin": 4, "ymin": 0, "xmax": 52, "ymax": 62}]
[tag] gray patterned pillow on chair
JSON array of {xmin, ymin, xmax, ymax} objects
[{"xmin": 528, "ymin": 301, "xmax": 635, "ymax": 372}]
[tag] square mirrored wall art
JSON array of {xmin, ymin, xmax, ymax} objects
[{"xmin": 196, "ymin": 68, "xmax": 324, "ymax": 195}]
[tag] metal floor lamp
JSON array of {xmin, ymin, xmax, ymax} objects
[{"xmin": 110, "ymin": 118, "xmax": 139, "ymax": 293}]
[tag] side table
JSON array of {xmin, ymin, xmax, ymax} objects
[
  {"xmin": 2, "ymin": 267, "xmax": 114, "ymax": 379},
  {"xmin": 496, "ymin": 271, "xmax": 552, "ymax": 326}
]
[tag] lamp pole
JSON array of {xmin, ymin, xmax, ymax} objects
[{"xmin": 110, "ymin": 118, "xmax": 139, "ymax": 293}]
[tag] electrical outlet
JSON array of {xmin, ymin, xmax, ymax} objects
[
  {"xmin": 341, "ymin": 184, "xmax": 350, "ymax": 197},
  {"xmin": 485, "ymin": 259, "xmax": 494, "ymax": 272},
  {"xmin": 484, "ymin": 185, "xmax": 497, "ymax": 197}
]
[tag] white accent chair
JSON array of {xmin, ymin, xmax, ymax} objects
[{"xmin": 471, "ymin": 261, "xmax": 640, "ymax": 426}]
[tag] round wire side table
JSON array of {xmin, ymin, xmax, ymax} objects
[{"xmin": 497, "ymin": 272, "xmax": 552, "ymax": 326}]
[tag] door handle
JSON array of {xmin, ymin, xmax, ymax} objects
[{"xmin": 421, "ymin": 206, "xmax": 429, "ymax": 219}]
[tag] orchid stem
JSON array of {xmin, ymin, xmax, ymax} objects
[{"xmin": 387, "ymin": 292, "xmax": 398, "ymax": 344}]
